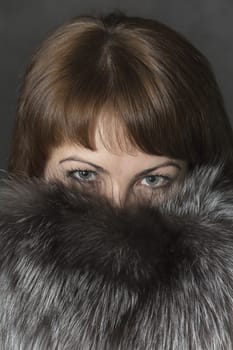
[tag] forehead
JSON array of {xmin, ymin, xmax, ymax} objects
[
  {"xmin": 48, "ymin": 139, "xmax": 184, "ymax": 172},
  {"xmin": 47, "ymin": 119, "xmax": 187, "ymax": 173}
]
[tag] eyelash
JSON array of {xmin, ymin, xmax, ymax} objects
[{"xmin": 66, "ymin": 168, "xmax": 172, "ymax": 190}]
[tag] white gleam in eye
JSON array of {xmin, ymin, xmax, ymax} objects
[
  {"xmin": 70, "ymin": 170, "xmax": 97, "ymax": 182},
  {"xmin": 140, "ymin": 175, "xmax": 170, "ymax": 187},
  {"xmin": 67, "ymin": 170, "xmax": 171, "ymax": 188}
]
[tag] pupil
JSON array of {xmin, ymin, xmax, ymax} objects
[
  {"xmin": 147, "ymin": 175, "xmax": 157, "ymax": 184},
  {"xmin": 80, "ymin": 171, "xmax": 90, "ymax": 178}
]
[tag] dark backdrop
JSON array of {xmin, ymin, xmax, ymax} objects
[{"xmin": 1, "ymin": 0, "xmax": 233, "ymax": 171}]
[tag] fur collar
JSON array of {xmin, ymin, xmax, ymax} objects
[{"xmin": 0, "ymin": 163, "xmax": 233, "ymax": 349}]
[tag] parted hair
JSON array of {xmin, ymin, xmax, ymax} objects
[{"xmin": 8, "ymin": 11, "xmax": 233, "ymax": 178}]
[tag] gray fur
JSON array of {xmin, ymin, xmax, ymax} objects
[{"xmin": 0, "ymin": 163, "xmax": 233, "ymax": 349}]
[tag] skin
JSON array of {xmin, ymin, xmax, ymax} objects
[{"xmin": 44, "ymin": 129, "xmax": 187, "ymax": 207}]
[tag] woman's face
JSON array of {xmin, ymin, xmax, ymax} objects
[{"xmin": 44, "ymin": 130, "xmax": 187, "ymax": 207}]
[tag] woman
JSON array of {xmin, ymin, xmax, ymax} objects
[
  {"xmin": 8, "ymin": 11, "xmax": 233, "ymax": 206},
  {"xmin": 2, "ymin": 11, "xmax": 233, "ymax": 349}
]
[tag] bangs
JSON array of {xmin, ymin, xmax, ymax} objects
[
  {"xmin": 38, "ymin": 25, "xmax": 203, "ymax": 164},
  {"xmin": 44, "ymin": 74, "xmax": 180, "ymax": 157}
]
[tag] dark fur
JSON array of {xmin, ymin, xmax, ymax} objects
[{"xmin": 1, "ymin": 164, "xmax": 233, "ymax": 349}]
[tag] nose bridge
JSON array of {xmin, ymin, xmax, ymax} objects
[{"xmin": 108, "ymin": 179, "xmax": 126, "ymax": 207}]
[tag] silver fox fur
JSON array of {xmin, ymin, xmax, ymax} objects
[{"xmin": 0, "ymin": 162, "xmax": 233, "ymax": 349}]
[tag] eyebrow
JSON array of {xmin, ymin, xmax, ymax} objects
[{"xmin": 59, "ymin": 156, "xmax": 181, "ymax": 177}]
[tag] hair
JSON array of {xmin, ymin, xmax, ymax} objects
[{"xmin": 8, "ymin": 11, "xmax": 233, "ymax": 178}]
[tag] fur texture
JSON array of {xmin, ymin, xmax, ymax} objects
[{"xmin": 1, "ymin": 164, "xmax": 233, "ymax": 349}]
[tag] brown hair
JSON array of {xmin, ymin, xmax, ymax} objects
[{"xmin": 8, "ymin": 11, "xmax": 233, "ymax": 178}]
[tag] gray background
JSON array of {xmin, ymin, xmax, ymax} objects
[{"xmin": 0, "ymin": 0, "xmax": 233, "ymax": 171}]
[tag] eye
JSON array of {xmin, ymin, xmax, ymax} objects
[
  {"xmin": 139, "ymin": 174, "xmax": 171, "ymax": 189},
  {"xmin": 66, "ymin": 169, "xmax": 98, "ymax": 183}
]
